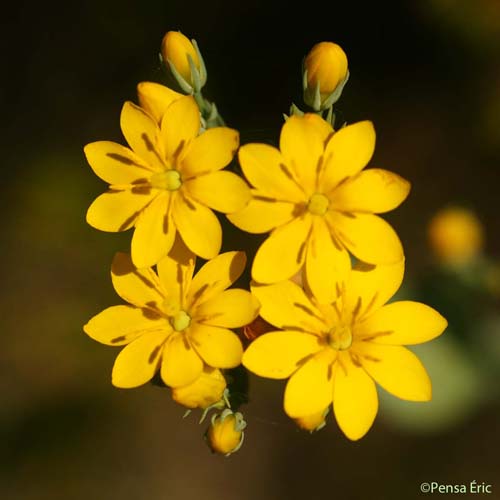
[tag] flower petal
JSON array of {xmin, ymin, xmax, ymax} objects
[
  {"xmin": 111, "ymin": 252, "xmax": 164, "ymax": 310},
  {"xmin": 160, "ymin": 95, "xmax": 200, "ymax": 161},
  {"xmin": 195, "ymin": 289, "xmax": 259, "ymax": 329},
  {"xmin": 157, "ymin": 235, "xmax": 196, "ymax": 311},
  {"xmin": 252, "ymin": 215, "xmax": 312, "ymax": 283},
  {"xmin": 333, "ymin": 352, "xmax": 378, "ymax": 440},
  {"xmin": 189, "ymin": 323, "xmax": 243, "ymax": 368},
  {"xmin": 227, "ymin": 195, "xmax": 297, "ymax": 234},
  {"xmin": 84, "ymin": 141, "xmax": 153, "ymax": 185},
  {"xmin": 160, "ymin": 332, "xmax": 203, "ymax": 387},
  {"xmin": 111, "ymin": 331, "xmax": 168, "ymax": 388},
  {"xmin": 328, "ymin": 212, "xmax": 404, "ymax": 264},
  {"xmin": 120, "ymin": 101, "xmax": 164, "ymax": 170},
  {"xmin": 343, "ymin": 260, "xmax": 405, "ymax": 322},
  {"xmin": 238, "ymin": 144, "xmax": 305, "ymax": 202},
  {"xmin": 187, "ymin": 251, "xmax": 247, "ymax": 307},
  {"xmin": 131, "ymin": 193, "xmax": 175, "ymax": 268},
  {"xmin": 185, "ymin": 171, "xmax": 250, "ymax": 213},
  {"xmin": 172, "ymin": 192, "xmax": 222, "ymax": 259},
  {"xmin": 137, "ymin": 81, "xmax": 182, "ymax": 124},
  {"xmin": 284, "ymin": 350, "xmax": 335, "ymax": 418},
  {"xmin": 280, "ymin": 114, "xmax": 332, "ymax": 192},
  {"xmin": 355, "ymin": 342, "xmax": 432, "ymax": 401},
  {"xmin": 84, "ymin": 305, "xmax": 166, "ymax": 346},
  {"xmin": 86, "ymin": 189, "xmax": 156, "ymax": 232},
  {"xmin": 321, "ymin": 121, "xmax": 375, "ymax": 192},
  {"xmin": 242, "ymin": 331, "xmax": 322, "ymax": 379},
  {"xmin": 354, "ymin": 301, "xmax": 447, "ymax": 345},
  {"xmin": 251, "ymin": 281, "xmax": 327, "ymax": 332},
  {"xmin": 181, "ymin": 127, "xmax": 239, "ymax": 178},
  {"xmin": 305, "ymin": 217, "xmax": 351, "ymax": 304},
  {"xmin": 331, "ymin": 168, "xmax": 410, "ymax": 214}
]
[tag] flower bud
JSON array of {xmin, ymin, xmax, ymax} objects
[
  {"xmin": 161, "ymin": 31, "xmax": 207, "ymax": 93},
  {"xmin": 428, "ymin": 207, "xmax": 484, "ymax": 265},
  {"xmin": 303, "ymin": 42, "xmax": 349, "ymax": 111},
  {"xmin": 294, "ymin": 407, "xmax": 329, "ymax": 432},
  {"xmin": 172, "ymin": 368, "xmax": 226, "ymax": 409},
  {"xmin": 206, "ymin": 409, "xmax": 246, "ymax": 456}
]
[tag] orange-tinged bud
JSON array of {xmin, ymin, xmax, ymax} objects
[
  {"xmin": 305, "ymin": 42, "xmax": 348, "ymax": 94},
  {"xmin": 206, "ymin": 409, "xmax": 246, "ymax": 456},
  {"xmin": 295, "ymin": 407, "xmax": 329, "ymax": 432},
  {"xmin": 428, "ymin": 207, "xmax": 484, "ymax": 265},
  {"xmin": 172, "ymin": 368, "xmax": 226, "ymax": 410},
  {"xmin": 161, "ymin": 31, "xmax": 200, "ymax": 84}
]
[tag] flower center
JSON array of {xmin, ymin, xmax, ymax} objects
[
  {"xmin": 326, "ymin": 325, "xmax": 353, "ymax": 351},
  {"xmin": 307, "ymin": 193, "xmax": 329, "ymax": 215},
  {"xmin": 150, "ymin": 169, "xmax": 182, "ymax": 191},
  {"xmin": 171, "ymin": 310, "xmax": 191, "ymax": 331}
]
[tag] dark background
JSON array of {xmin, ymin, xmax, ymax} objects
[{"xmin": 2, "ymin": 1, "xmax": 499, "ymax": 499}]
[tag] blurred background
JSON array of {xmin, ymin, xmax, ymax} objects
[{"xmin": 1, "ymin": 0, "xmax": 499, "ymax": 498}]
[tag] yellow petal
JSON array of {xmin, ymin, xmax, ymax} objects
[
  {"xmin": 120, "ymin": 101, "xmax": 164, "ymax": 170},
  {"xmin": 238, "ymin": 144, "xmax": 305, "ymax": 202},
  {"xmin": 242, "ymin": 331, "xmax": 322, "ymax": 379},
  {"xmin": 354, "ymin": 301, "xmax": 447, "ymax": 345},
  {"xmin": 251, "ymin": 281, "xmax": 327, "ymax": 332},
  {"xmin": 284, "ymin": 350, "xmax": 335, "ymax": 418},
  {"xmin": 160, "ymin": 95, "xmax": 200, "ymax": 161},
  {"xmin": 305, "ymin": 217, "xmax": 351, "ymax": 304},
  {"xmin": 343, "ymin": 260, "xmax": 405, "ymax": 322},
  {"xmin": 328, "ymin": 212, "xmax": 403, "ymax": 264},
  {"xmin": 131, "ymin": 193, "xmax": 175, "ymax": 268},
  {"xmin": 227, "ymin": 195, "xmax": 297, "ymax": 234},
  {"xmin": 189, "ymin": 322, "xmax": 243, "ymax": 368},
  {"xmin": 195, "ymin": 289, "xmax": 259, "ymax": 329},
  {"xmin": 181, "ymin": 127, "xmax": 239, "ymax": 178},
  {"xmin": 171, "ymin": 367, "xmax": 226, "ymax": 409},
  {"xmin": 187, "ymin": 251, "xmax": 247, "ymax": 308},
  {"xmin": 333, "ymin": 352, "xmax": 378, "ymax": 440},
  {"xmin": 355, "ymin": 342, "xmax": 432, "ymax": 401},
  {"xmin": 111, "ymin": 331, "xmax": 168, "ymax": 388},
  {"xmin": 280, "ymin": 114, "xmax": 331, "ymax": 192},
  {"xmin": 137, "ymin": 81, "xmax": 182, "ymax": 124},
  {"xmin": 321, "ymin": 121, "xmax": 375, "ymax": 192},
  {"xmin": 160, "ymin": 332, "xmax": 203, "ymax": 387},
  {"xmin": 86, "ymin": 189, "xmax": 156, "ymax": 232},
  {"xmin": 331, "ymin": 168, "xmax": 410, "ymax": 214},
  {"xmin": 84, "ymin": 305, "xmax": 166, "ymax": 346},
  {"xmin": 172, "ymin": 192, "xmax": 222, "ymax": 259},
  {"xmin": 157, "ymin": 235, "xmax": 196, "ymax": 311},
  {"xmin": 84, "ymin": 141, "xmax": 153, "ymax": 185},
  {"xmin": 111, "ymin": 252, "xmax": 164, "ymax": 309},
  {"xmin": 185, "ymin": 171, "xmax": 250, "ymax": 213},
  {"xmin": 252, "ymin": 215, "xmax": 312, "ymax": 283}
]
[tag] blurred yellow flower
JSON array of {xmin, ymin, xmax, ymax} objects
[
  {"xmin": 85, "ymin": 95, "xmax": 249, "ymax": 267},
  {"xmin": 161, "ymin": 31, "xmax": 201, "ymax": 86},
  {"xmin": 206, "ymin": 409, "xmax": 246, "ymax": 456},
  {"xmin": 229, "ymin": 114, "xmax": 410, "ymax": 303},
  {"xmin": 84, "ymin": 240, "xmax": 259, "ymax": 389},
  {"xmin": 428, "ymin": 206, "xmax": 484, "ymax": 265},
  {"xmin": 243, "ymin": 259, "xmax": 447, "ymax": 440}
]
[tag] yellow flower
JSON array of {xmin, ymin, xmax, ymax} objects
[
  {"xmin": 229, "ymin": 114, "xmax": 410, "ymax": 303},
  {"xmin": 304, "ymin": 41, "xmax": 348, "ymax": 109},
  {"xmin": 243, "ymin": 259, "xmax": 447, "ymax": 440},
  {"xmin": 84, "ymin": 239, "xmax": 259, "ymax": 389},
  {"xmin": 171, "ymin": 367, "xmax": 226, "ymax": 409},
  {"xmin": 294, "ymin": 407, "xmax": 329, "ymax": 432},
  {"xmin": 85, "ymin": 94, "xmax": 250, "ymax": 267},
  {"xmin": 137, "ymin": 81, "xmax": 182, "ymax": 124},
  {"xmin": 206, "ymin": 409, "xmax": 246, "ymax": 456},
  {"xmin": 428, "ymin": 206, "xmax": 484, "ymax": 265}
]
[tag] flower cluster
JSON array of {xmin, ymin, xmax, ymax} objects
[{"xmin": 84, "ymin": 32, "xmax": 447, "ymax": 453}]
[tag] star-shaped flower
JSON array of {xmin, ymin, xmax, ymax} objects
[
  {"xmin": 84, "ymin": 239, "xmax": 259, "ymax": 389},
  {"xmin": 229, "ymin": 114, "xmax": 410, "ymax": 303},
  {"xmin": 85, "ymin": 90, "xmax": 249, "ymax": 268},
  {"xmin": 243, "ymin": 259, "xmax": 447, "ymax": 440}
]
